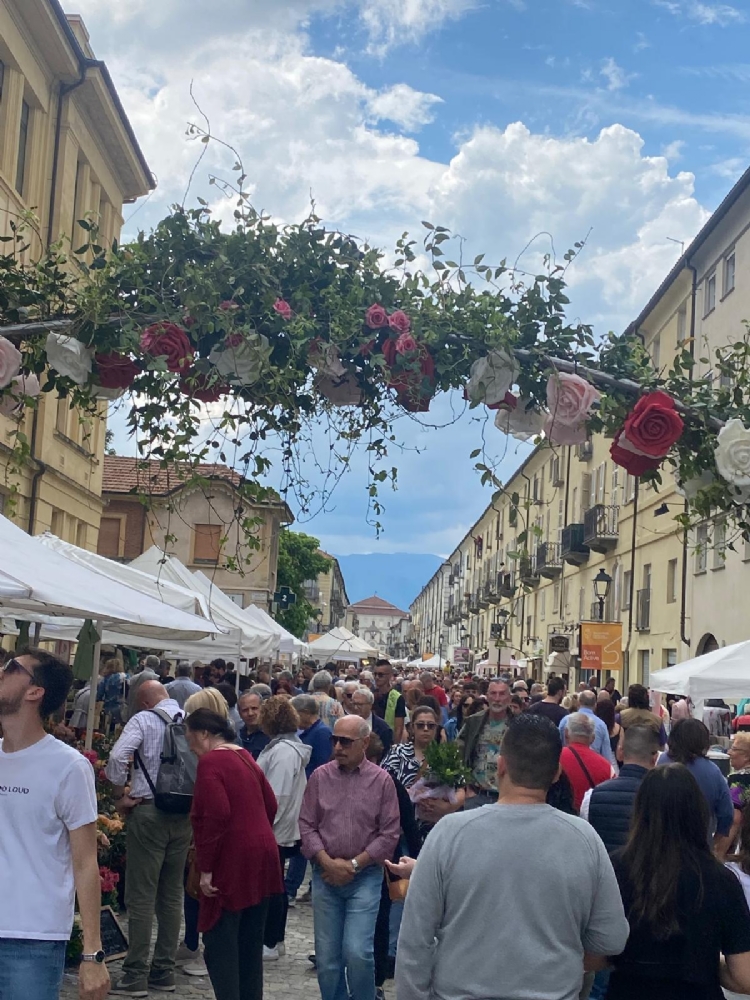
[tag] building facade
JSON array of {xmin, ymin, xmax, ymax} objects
[
  {"xmin": 346, "ymin": 595, "xmax": 409, "ymax": 654},
  {"xmin": 302, "ymin": 550, "xmax": 349, "ymax": 632},
  {"xmin": 97, "ymin": 457, "xmax": 293, "ymax": 611},
  {"xmin": 0, "ymin": 1, "xmax": 153, "ymax": 544}
]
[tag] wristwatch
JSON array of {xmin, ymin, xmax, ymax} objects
[
  {"xmin": 350, "ymin": 858, "xmax": 360, "ymax": 874},
  {"xmin": 81, "ymin": 950, "xmax": 106, "ymax": 964}
]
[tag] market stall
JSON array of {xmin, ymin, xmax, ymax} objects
[{"xmin": 307, "ymin": 626, "xmax": 377, "ymax": 662}]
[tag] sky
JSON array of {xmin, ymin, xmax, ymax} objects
[{"xmin": 81, "ymin": 0, "xmax": 750, "ymax": 557}]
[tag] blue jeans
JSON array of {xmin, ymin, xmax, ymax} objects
[
  {"xmin": 589, "ymin": 968, "xmax": 611, "ymax": 999},
  {"xmin": 0, "ymin": 938, "xmax": 66, "ymax": 1000},
  {"xmin": 285, "ymin": 852, "xmax": 307, "ymax": 898},
  {"xmin": 312, "ymin": 864, "xmax": 382, "ymax": 1000}
]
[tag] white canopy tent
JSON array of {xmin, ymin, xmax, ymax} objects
[
  {"xmin": 407, "ymin": 654, "xmax": 448, "ymax": 671},
  {"xmin": 651, "ymin": 641, "xmax": 750, "ymax": 704},
  {"xmin": 307, "ymin": 627, "xmax": 377, "ymax": 662}
]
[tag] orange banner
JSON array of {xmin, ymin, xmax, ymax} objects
[{"xmin": 579, "ymin": 621, "xmax": 623, "ymax": 673}]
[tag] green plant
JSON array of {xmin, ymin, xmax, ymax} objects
[{"xmin": 422, "ymin": 740, "xmax": 473, "ymax": 788}]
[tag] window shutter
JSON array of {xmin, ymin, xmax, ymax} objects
[
  {"xmin": 194, "ymin": 524, "xmax": 221, "ymax": 563},
  {"xmin": 581, "ymin": 474, "xmax": 591, "ymax": 514},
  {"xmin": 98, "ymin": 517, "xmax": 122, "ymax": 559},
  {"xmin": 611, "ymin": 467, "xmax": 620, "ymax": 507}
]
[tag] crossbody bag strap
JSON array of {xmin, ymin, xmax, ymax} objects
[
  {"xmin": 213, "ymin": 744, "xmax": 258, "ymax": 776},
  {"xmin": 133, "ymin": 709, "xmax": 172, "ymax": 792},
  {"xmin": 569, "ymin": 745, "xmax": 597, "ymax": 789}
]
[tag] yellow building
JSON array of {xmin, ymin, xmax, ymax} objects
[
  {"xmin": 303, "ymin": 551, "xmax": 349, "ymax": 632},
  {"xmin": 0, "ymin": 0, "xmax": 153, "ymax": 544}
]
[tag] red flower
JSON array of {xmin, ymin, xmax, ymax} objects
[
  {"xmin": 388, "ymin": 310, "xmax": 411, "ymax": 335},
  {"xmin": 365, "ymin": 304, "xmax": 389, "ymax": 329},
  {"xmin": 273, "ymin": 299, "xmax": 293, "ymax": 321},
  {"xmin": 98, "ymin": 768, "xmax": 108, "ymax": 783},
  {"xmin": 620, "ymin": 390, "xmax": 684, "ymax": 458},
  {"xmin": 395, "ymin": 332, "xmax": 418, "ymax": 354},
  {"xmin": 99, "ymin": 867, "xmax": 120, "ymax": 894},
  {"xmin": 382, "ymin": 338, "xmax": 398, "ymax": 367},
  {"xmin": 610, "ymin": 429, "xmax": 662, "ymax": 477},
  {"xmin": 390, "ymin": 348, "xmax": 436, "ymax": 413},
  {"xmin": 140, "ymin": 322, "xmax": 194, "ymax": 374},
  {"xmin": 359, "ymin": 339, "xmax": 376, "ymax": 356},
  {"xmin": 219, "ymin": 300, "xmax": 240, "ymax": 311},
  {"xmin": 180, "ymin": 373, "xmax": 229, "ymax": 403},
  {"xmin": 94, "ymin": 352, "xmax": 141, "ymax": 390},
  {"xmin": 82, "ymin": 749, "xmax": 98, "ymax": 766}
]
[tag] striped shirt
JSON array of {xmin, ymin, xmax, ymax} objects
[{"xmin": 105, "ymin": 698, "xmax": 183, "ymax": 799}]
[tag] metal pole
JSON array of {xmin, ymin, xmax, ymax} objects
[{"xmin": 84, "ymin": 619, "xmax": 103, "ymax": 751}]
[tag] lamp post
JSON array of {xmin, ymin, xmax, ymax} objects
[
  {"xmin": 497, "ymin": 608, "xmax": 510, "ymax": 640},
  {"xmin": 593, "ymin": 568, "xmax": 613, "ymax": 622}
]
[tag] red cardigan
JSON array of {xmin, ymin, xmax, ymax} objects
[{"xmin": 191, "ymin": 747, "xmax": 283, "ymax": 931}]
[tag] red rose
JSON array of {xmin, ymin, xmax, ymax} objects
[
  {"xmin": 620, "ymin": 390, "xmax": 684, "ymax": 458},
  {"xmin": 382, "ymin": 338, "xmax": 398, "ymax": 367},
  {"xmin": 359, "ymin": 339, "xmax": 376, "ymax": 356},
  {"xmin": 365, "ymin": 304, "xmax": 389, "ymax": 329},
  {"xmin": 94, "ymin": 352, "xmax": 141, "ymax": 389},
  {"xmin": 610, "ymin": 429, "xmax": 662, "ymax": 476},
  {"xmin": 140, "ymin": 322, "xmax": 194, "ymax": 374},
  {"xmin": 219, "ymin": 300, "xmax": 239, "ymax": 311},
  {"xmin": 180, "ymin": 373, "xmax": 228, "ymax": 403},
  {"xmin": 273, "ymin": 299, "xmax": 293, "ymax": 321},
  {"xmin": 395, "ymin": 332, "xmax": 417, "ymax": 354},
  {"xmin": 388, "ymin": 310, "xmax": 411, "ymax": 335},
  {"xmin": 389, "ymin": 348, "xmax": 436, "ymax": 412}
]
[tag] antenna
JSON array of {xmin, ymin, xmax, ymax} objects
[{"xmin": 666, "ymin": 237, "xmax": 685, "ymax": 253}]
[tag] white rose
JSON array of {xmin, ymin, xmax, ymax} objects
[
  {"xmin": 45, "ymin": 333, "xmax": 94, "ymax": 385},
  {"xmin": 0, "ymin": 373, "xmax": 40, "ymax": 418},
  {"xmin": 209, "ymin": 333, "xmax": 272, "ymax": 385},
  {"xmin": 0, "ymin": 336, "xmax": 22, "ymax": 389},
  {"xmin": 715, "ymin": 418, "xmax": 750, "ymax": 487},
  {"xmin": 466, "ymin": 349, "xmax": 519, "ymax": 407},
  {"xmin": 495, "ymin": 400, "xmax": 546, "ymax": 442},
  {"xmin": 673, "ymin": 467, "xmax": 715, "ymax": 500}
]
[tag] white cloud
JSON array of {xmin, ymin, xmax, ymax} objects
[
  {"xmin": 599, "ymin": 57, "xmax": 635, "ymax": 91},
  {"xmin": 367, "ymin": 84, "xmax": 443, "ymax": 131},
  {"xmin": 654, "ymin": 0, "xmax": 746, "ymax": 24},
  {"xmin": 662, "ymin": 138, "xmax": 685, "ymax": 160}
]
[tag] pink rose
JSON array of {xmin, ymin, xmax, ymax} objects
[
  {"xmin": 365, "ymin": 304, "xmax": 389, "ymax": 329},
  {"xmin": 545, "ymin": 372, "xmax": 600, "ymax": 446},
  {"xmin": 273, "ymin": 299, "xmax": 293, "ymax": 320},
  {"xmin": 0, "ymin": 337, "xmax": 22, "ymax": 389},
  {"xmin": 388, "ymin": 310, "xmax": 411, "ymax": 335},
  {"xmin": 225, "ymin": 333, "xmax": 244, "ymax": 348},
  {"xmin": 0, "ymin": 373, "xmax": 40, "ymax": 418},
  {"xmin": 395, "ymin": 332, "xmax": 418, "ymax": 354},
  {"xmin": 219, "ymin": 300, "xmax": 239, "ymax": 311}
]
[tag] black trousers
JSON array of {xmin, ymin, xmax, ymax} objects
[
  {"xmin": 203, "ymin": 900, "xmax": 269, "ymax": 1000},
  {"xmin": 264, "ymin": 845, "xmax": 298, "ymax": 948},
  {"xmin": 373, "ymin": 873, "xmax": 391, "ymax": 988}
]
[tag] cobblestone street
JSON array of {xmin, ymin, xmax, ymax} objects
[{"xmin": 60, "ymin": 901, "xmax": 396, "ymax": 999}]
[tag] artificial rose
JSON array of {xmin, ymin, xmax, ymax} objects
[
  {"xmin": 309, "ymin": 340, "xmax": 347, "ymax": 378},
  {"xmin": 673, "ymin": 467, "xmax": 716, "ymax": 500},
  {"xmin": 219, "ymin": 300, "xmax": 239, "ymax": 311},
  {"xmin": 495, "ymin": 399, "xmax": 546, "ymax": 442},
  {"xmin": 45, "ymin": 334, "xmax": 93, "ymax": 385},
  {"xmin": 315, "ymin": 373, "xmax": 362, "ymax": 406},
  {"xmin": 610, "ymin": 429, "xmax": 661, "ymax": 477},
  {"xmin": 94, "ymin": 352, "xmax": 141, "ymax": 390},
  {"xmin": 273, "ymin": 298, "xmax": 293, "ymax": 320},
  {"xmin": 465, "ymin": 349, "xmax": 520, "ymax": 407},
  {"xmin": 388, "ymin": 310, "xmax": 411, "ymax": 335},
  {"xmin": 0, "ymin": 373, "xmax": 40, "ymax": 419},
  {"xmin": 359, "ymin": 339, "xmax": 376, "ymax": 356},
  {"xmin": 140, "ymin": 322, "xmax": 193, "ymax": 374},
  {"xmin": 715, "ymin": 418, "xmax": 750, "ymax": 487},
  {"xmin": 209, "ymin": 332, "xmax": 272, "ymax": 385},
  {"xmin": 180, "ymin": 372, "xmax": 229, "ymax": 403},
  {"xmin": 389, "ymin": 348, "xmax": 436, "ymax": 412},
  {"xmin": 618, "ymin": 390, "xmax": 684, "ymax": 458},
  {"xmin": 0, "ymin": 337, "xmax": 21, "ymax": 389},
  {"xmin": 365, "ymin": 303, "xmax": 389, "ymax": 329},
  {"xmin": 545, "ymin": 372, "xmax": 600, "ymax": 446},
  {"xmin": 395, "ymin": 332, "xmax": 418, "ymax": 354}
]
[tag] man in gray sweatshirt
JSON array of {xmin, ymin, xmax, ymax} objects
[{"xmin": 396, "ymin": 714, "xmax": 630, "ymax": 1000}]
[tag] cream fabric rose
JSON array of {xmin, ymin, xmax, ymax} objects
[
  {"xmin": 209, "ymin": 333, "xmax": 272, "ymax": 385},
  {"xmin": 495, "ymin": 400, "xmax": 546, "ymax": 442},
  {"xmin": 673, "ymin": 468, "xmax": 716, "ymax": 500},
  {"xmin": 0, "ymin": 337, "xmax": 22, "ymax": 389},
  {"xmin": 309, "ymin": 340, "xmax": 347, "ymax": 379},
  {"xmin": 715, "ymin": 419, "xmax": 750, "ymax": 487},
  {"xmin": 45, "ymin": 333, "xmax": 94, "ymax": 385},
  {"xmin": 0, "ymin": 373, "xmax": 40, "ymax": 418},
  {"xmin": 545, "ymin": 372, "xmax": 600, "ymax": 446},
  {"xmin": 315, "ymin": 373, "xmax": 362, "ymax": 405},
  {"xmin": 466, "ymin": 349, "xmax": 519, "ymax": 407}
]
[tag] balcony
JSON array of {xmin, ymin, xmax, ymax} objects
[
  {"xmin": 498, "ymin": 571, "xmax": 517, "ymax": 599},
  {"xmin": 478, "ymin": 582, "xmax": 491, "ymax": 609},
  {"xmin": 468, "ymin": 591, "xmax": 480, "ymax": 614},
  {"xmin": 536, "ymin": 541, "xmax": 562, "ymax": 579},
  {"xmin": 519, "ymin": 554, "xmax": 540, "ymax": 587},
  {"xmin": 636, "ymin": 588, "xmax": 651, "ymax": 631},
  {"xmin": 561, "ymin": 523, "xmax": 590, "ymax": 566},
  {"xmin": 460, "ymin": 598, "xmax": 470, "ymax": 620},
  {"xmin": 583, "ymin": 504, "xmax": 620, "ymax": 553},
  {"xmin": 484, "ymin": 578, "xmax": 500, "ymax": 605}
]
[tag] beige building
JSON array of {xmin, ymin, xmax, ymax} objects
[
  {"xmin": 346, "ymin": 595, "xmax": 409, "ymax": 654},
  {"xmin": 303, "ymin": 550, "xmax": 349, "ymax": 632},
  {"xmin": 97, "ymin": 457, "xmax": 293, "ymax": 611},
  {"xmin": 0, "ymin": 0, "xmax": 153, "ymax": 544}
]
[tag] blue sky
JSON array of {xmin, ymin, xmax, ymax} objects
[{"xmin": 79, "ymin": 0, "xmax": 750, "ymax": 556}]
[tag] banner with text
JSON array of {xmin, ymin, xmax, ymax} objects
[{"xmin": 579, "ymin": 621, "xmax": 623, "ymax": 674}]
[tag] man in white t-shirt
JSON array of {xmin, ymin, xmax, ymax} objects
[{"xmin": 0, "ymin": 648, "xmax": 108, "ymax": 1000}]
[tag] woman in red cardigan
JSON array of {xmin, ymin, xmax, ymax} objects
[{"xmin": 186, "ymin": 708, "xmax": 283, "ymax": 1000}]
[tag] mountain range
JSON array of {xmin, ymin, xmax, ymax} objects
[{"xmin": 335, "ymin": 553, "xmax": 444, "ymax": 612}]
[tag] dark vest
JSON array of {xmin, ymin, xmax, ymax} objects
[{"xmin": 587, "ymin": 764, "xmax": 649, "ymax": 854}]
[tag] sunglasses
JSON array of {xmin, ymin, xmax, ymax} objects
[
  {"xmin": 413, "ymin": 722, "xmax": 437, "ymax": 730},
  {"xmin": 1, "ymin": 657, "xmax": 37, "ymax": 683},
  {"xmin": 330, "ymin": 735, "xmax": 364, "ymax": 748},
  {"xmin": 374, "ymin": 672, "xmax": 389, "ymax": 678}
]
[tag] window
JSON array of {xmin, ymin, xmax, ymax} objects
[
  {"xmin": 639, "ymin": 649, "xmax": 650, "ymax": 685},
  {"xmin": 98, "ymin": 516, "xmax": 123, "ymax": 558},
  {"xmin": 724, "ymin": 251, "xmax": 736, "ymax": 297},
  {"xmin": 664, "ymin": 649, "xmax": 677, "ymax": 668},
  {"xmin": 0, "ymin": 61, "xmax": 5, "ymax": 102},
  {"xmin": 625, "ymin": 472, "xmax": 635, "ymax": 503},
  {"xmin": 622, "ymin": 570, "xmax": 632, "ymax": 610},
  {"xmin": 581, "ymin": 474, "xmax": 591, "ymax": 515},
  {"xmin": 540, "ymin": 590, "xmax": 546, "ymax": 620},
  {"xmin": 652, "ymin": 334, "xmax": 661, "ymax": 369},
  {"xmin": 578, "ymin": 586, "xmax": 585, "ymax": 622},
  {"xmin": 667, "ymin": 558, "xmax": 678, "ymax": 603},
  {"xmin": 56, "ymin": 397, "xmax": 68, "ymax": 435},
  {"xmin": 553, "ymin": 580, "xmax": 560, "ymax": 610},
  {"xmin": 677, "ymin": 305, "xmax": 687, "ymax": 343},
  {"xmin": 225, "ymin": 592, "xmax": 244, "ymax": 607},
  {"xmin": 76, "ymin": 521, "xmax": 87, "ymax": 549},
  {"xmin": 704, "ymin": 272, "xmax": 716, "ymax": 316},
  {"xmin": 193, "ymin": 523, "xmax": 221, "ymax": 564},
  {"xmin": 15, "ymin": 99, "xmax": 29, "ymax": 197},
  {"xmin": 713, "ymin": 518, "xmax": 726, "ymax": 570},
  {"xmin": 695, "ymin": 523, "xmax": 708, "ymax": 573},
  {"xmin": 50, "ymin": 508, "xmax": 65, "ymax": 539}
]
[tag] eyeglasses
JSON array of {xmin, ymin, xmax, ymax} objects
[
  {"xmin": 413, "ymin": 722, "xmax": 437, "ymax": 731},
  {"xmin": 1, "ymin": 658, "xmax": 37, "ymax": 683},
  {"xmin": 330, "ymin": 735, "xmax": 364, "ymax": 748},
  {"xmin": 374, "ymin": 672, "xmax": 389, "ymax": 678}
]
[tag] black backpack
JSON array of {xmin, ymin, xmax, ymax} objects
[{"xmin": 134, "ymin": 708, "xmax": 197, "ymax": 814}]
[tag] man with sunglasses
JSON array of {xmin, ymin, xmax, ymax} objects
[
  {"xmin": 372, "ymin": 660, "xmax": 406, "ymax": 744},
  {"xmin": 0, "ymin": 649, "xmax": 109, "ymax": 1000},
  {"xmin": 299, "ymin": 715, "xmax": 400, "ymax": 1000}
]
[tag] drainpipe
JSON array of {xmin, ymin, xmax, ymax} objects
[
  {"xmin": 47, "ymin": 63, "xmax": 89, "ymax": 249},
  {"xmin": 679, "ymin": 262, "xmax": 698, "ymax": 650},
  {"xmin": 27, "ymin": 406, "xmax": 46, "ymax": 535}
]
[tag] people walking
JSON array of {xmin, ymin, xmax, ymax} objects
[
  {"xmin": 0, "ymin": 649, "xmax": 109, "ymax": 1000},
  {"xmin": 395, "ymin": 714, "xmax": 629, "ymax": 1000},
  {"xmin": 619, "ymin": 683, "xmax": 667, "ymax": 749},
  {"xmin": 165, "ymin": 662, "xmax": 201, "ymax": 709},
  {"xmin": 106, "ymin": 681, "xmax": 192, "ymax": 995},
  {"xmin": 299, "ymin": 715, "xmax": 400, "ymax": 1000},
  {"xmin": 559, "ymin": 689, "xmax": 616, "ymax": 764},
  {"xmin": 372, "ymin": 660, "xmax": 406, "ymax": 743},
  {"xmin": 526, "ymin": 676, "xmax": 568, "ymax": 725},
  {"xmin": 350, "ymin": 686, "xmax": 393, "ymax": 755},
  {"xmin": 186, "ymin": 708, "xmax": 282, "ymax": 1000},
  {"xmin": 457, "ymin": 678, "xmax": 511, "ymax": 805},
  {"xmin": 237, "ymin": 691, "xmax": 271, "ymax": 759},
  {"xmin": 559, "ymin": 712, "xmax": 615, "ymax": 812},
  {"xmin": 381, "ymin": 705, "xmax": 441, "ymax": 789},
  {"xmin": 310, "ymin": 670, "xmax": 345, "ymax": 730}
]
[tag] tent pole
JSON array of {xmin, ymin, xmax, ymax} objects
[{"xmin": 84, "ymin": 619, "xmax": 103, "ymax": 751}]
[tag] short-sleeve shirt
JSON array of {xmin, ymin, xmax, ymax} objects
[
  {"xmin": 374, "ymin": 691, "xmax": 406, "ymax": 721},
  {"xmin": 472, "ymin": 717, "xmax": 508, "ymax": 791},
  {"xmin": 609, "ymin": 853, "xmax": 750, "ymax": 1000},
  {"xmin": 0, "ymin": 735, "xmax": 98, "ymax": 940},
  {"xmin": 527, "ymin": 700, "xmax": 568, "ymax": 726}
]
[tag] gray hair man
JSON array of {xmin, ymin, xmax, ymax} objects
[
  {"xmin": 559, "ymin": 689, "xmax": 615, "ymax": 763},
  {"xmin": 238, "ymin": 691, "xmax": 270, "ymax": 759},
  {"xmin": 560, "ymin": 712, "xmax": 615, "ymax": 813},
  {"xmin": 342, "ymin": 680, "xmax": 361, "ymax": 715},
  {"xmin": 165, "ymin": 662, "xmax": 201, "ymax": 709},
  {"xmin": 310, "ymin": 670, "xmax": 344, "ymax": 731},
  {"xmin": 457, "ymin": 678, "xmax": 512, "ymax": 805},
  {"xmin": 250, "ymin": 683, "xmax": 273, "ymax": 701},
  {"xmin": 350, "ymin": 686, "xmax": 393, "ymax": 756}
]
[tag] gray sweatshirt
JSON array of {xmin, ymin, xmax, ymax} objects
[
  {"xmin": 257, "ymin": 733, "xmax": 312, "ymax": 847},
  {"xmin": 396, "ymin": 803, "xmax": 629, "ymax": 1000}
]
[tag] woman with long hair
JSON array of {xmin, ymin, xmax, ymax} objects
[
  {"xmin": 595, "ymin": 697, "xmax": 621, "ymax": 765},
  {"xmin": 606, "ymin": 765, "xmax": 750, "ymax": 999},
  {"xmin": 186, "ymin": 709, "xmax": 282, "ymax": 1000}
]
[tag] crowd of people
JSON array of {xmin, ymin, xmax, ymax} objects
[{"xmin": 5, "ymin": 647, "xmax": 750, "ymax": 1000}]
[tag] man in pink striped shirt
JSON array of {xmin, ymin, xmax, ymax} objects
[{"xmin": 300, "ymin": 715, "xmax": 400, "ymax": 1000}]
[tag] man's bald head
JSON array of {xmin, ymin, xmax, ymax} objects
[{"xmin": 138, "ymin": 680, "xmax": 170, "ymax": 710}]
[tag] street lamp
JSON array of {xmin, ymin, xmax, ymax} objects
[
  {"xmin": 593, "ymin": 568, "xmax": 613, "ymax": 621},
  {"xmin": 497, "ymin": 607, "xmax": 510, "ymax": 640}
]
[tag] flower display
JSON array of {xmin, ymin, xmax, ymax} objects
[
  {"xmin": 545, "ymin": 373, "xmax": 600, "ymax": 446},
  {"xmin": 45, "ymin": 333, "xmax": 94, "ymax": 385},
  {"xmin": 0, "ymin": 336, "xmax": 21, "ymax": 389},
  {"xmin": 388, "ymin": 310, "xmax": 411, "ymax": 335},
  {"xmin": 465, "ymin": 349, "xmax": 520, "ymax": 407},
  {"xmin": 365, "ymin": 303, "xmax": 389, "ymax": 329},
  {"xmin": 0, "ymin": 374, "xmax": 40, "ymax": 419},
  {"xmin": 99, "ymin": 866, "xmax": 120, "ymax": 894},
  {"xmin": 618, "ymin": 390, "xmax": 684, "ymax": 459},
  {"xmin": 314, "ymin": 373, "xmax": 362, "ymax": 406},
  {"xmin": 209, "ymin": 332, "xmax": 272, "ymax": 385},
  {"xmin": 308, "ymin": 340, "xmax": 347, "ymax": 379},
  {"xmin": 610, "ymin": 429, "xmax": 662, "ymax": 476},
  {"xmin": 180, "ymin": 372, "xmax": 229, "ymax": 403},
  {"xmin": 395, "ymin": 332, "xmax": 418, "ymax": 354},
  {"xmin": 94, "ymin": 352, "xmax": 141, "ymax": 391},
  {"xmin": 495, "ymin": 398, "xmax": 546, "ymax": 442},
  {"xmin": 673, "ymin": 468, "xmax": 717, "ymax": 500},
  {"xmin": 383, "ymin": 339, "xmax": 436, "ymax": 412},
  {"xmin": 140, "ymin": 322, "xmax": 193, "ymax": 374},
  {"xmin": 715, "ymin": 419, "xmax": 750, "ymax": 487},
  {"xmin": 272, "ymin": 298, "xmax": 293, "ymax": 320},
  {"xmin": 219, "ymin": 300, "xmax": 240, "ymax": 311}
]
